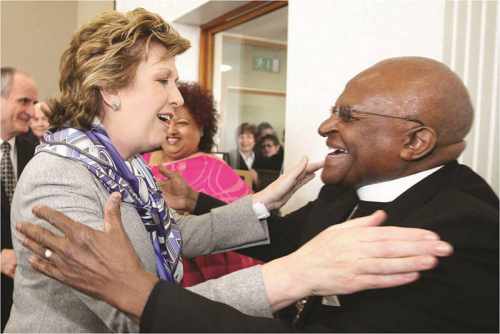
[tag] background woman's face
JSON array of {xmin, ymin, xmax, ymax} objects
[
  {"xmin": 30, "ymin": 103, "xmax": 50, "ymax": 138},
  {"xmin": 102, "ymin": 41, "xmax": 183, "ymax": 157},
  {"xmin": 261, "ymin": 139, "xmax": 279, "ymax": 157},
  {"xmin": 160, "ymin": 106, "xmax": 202, "ymax": 161},
  {"xmin": 238, "ymin": 132, "xmax": 255, "ymax": 153}
]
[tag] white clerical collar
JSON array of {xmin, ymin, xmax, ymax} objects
[{"xmin": 357, "ymin": 165, "xmax": 444, "ymax": 202}]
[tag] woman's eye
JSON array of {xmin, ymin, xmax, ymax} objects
[{"xmin": 158, "ymin": 79, "xmax": 169, "ymax": 85}]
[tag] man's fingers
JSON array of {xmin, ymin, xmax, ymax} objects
[
  {"xmin": 357, "ymin": 255, "xmax": 438, "ymax": 275},
  {"xmin": 18, "ymin": 233, "xmax": 47, "ymax": 259},
  {"xmin": 334, "ymin": 210, "xmax": 387, "ymax": 230},
  {"xmin": 29, "ymin": 255, "xmax": 66, "ymax": 283},
  {"xmin": 361, "ymin": 240, "xmax": 453, "ymax": 258},
  {"xmin": 32, "ymin": 205, "xmax": 79, "ymax": 236},
  {"xmin": 158, "ymin": 164, "xmax": 176, "ymax": 178},
  {"xmin": 16, "ymin": 223, "xmax": 64, "ymax": 255},
  {"xmin": 104, "ymin": 192, "xmax": 123, "ymax": 233}
]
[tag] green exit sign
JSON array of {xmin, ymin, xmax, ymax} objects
[{"xmin": 253, "ymin": 56, "xmax": 280, "ymax": 73}]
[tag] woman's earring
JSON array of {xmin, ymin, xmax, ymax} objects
[{"xmin": 111, "ymin": 100, "xmax": 121, "ymax": 111}]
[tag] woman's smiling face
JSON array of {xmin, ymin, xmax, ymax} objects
[
  {"xmin": 101, "ymin": 41, "xmax": 184, "ymax": 159},
  {"xmin": 160, "ymin": 106, "xmax": 202, "ymax": 161}
]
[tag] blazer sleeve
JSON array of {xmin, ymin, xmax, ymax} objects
[
  {"xmin": 141, "ymin": 280, "xmax": 332, "ymax": 333},
  {"xmin": 237, "ymin": 201, "xmax": 316, "ymax": 262},
  {"xmin": 11, "ymin": 153, "xmax": 139, "ymax": 333},
  {"xmin": 174, "ymin": 196, "xmax": 270, "ymax": 258}
]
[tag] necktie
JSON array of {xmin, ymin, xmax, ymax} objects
[{"xmin": 1, "ymin": 141, "xmax": 17, "ymax": 204}]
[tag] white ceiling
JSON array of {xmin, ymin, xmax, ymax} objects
[
  {"xmin": 175, "ymin": 1, "xmax": 251, "ymax": 26},
  {"xmin": 227, "ymin": 6, "xmax": 287, "ymax": 42},
  {"xmin": 175, "ymin": 1, "xmax": 287, "ymax": 42}
]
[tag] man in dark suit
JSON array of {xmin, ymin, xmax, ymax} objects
[
  {"xmin": 15, "ymin": 57, "xmax": 498, "ymax": 332},
  {"xmin": 1, "ymin": 67, "xmax": 39, "ymax": 330}
]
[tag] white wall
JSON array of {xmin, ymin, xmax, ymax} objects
[
  {"xmin": 281, "ymin": 0, "xmax": 447, "ymax": 213},
  {"xmin": 116, "ymin": 0, "xmax": 202, "ymax": 82},
  {"xmin": 443, "ymin": 0, "xmax": 499, "ymax": 198}
]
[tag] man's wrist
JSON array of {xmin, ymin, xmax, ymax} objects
[{"xmin": 112, "ymin": 271, "xmax": 159, "ymax": 322}]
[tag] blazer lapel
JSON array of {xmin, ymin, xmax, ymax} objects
[{"xmin": 15, "ymin": 135, "xmax": 37, "ymax": 176}]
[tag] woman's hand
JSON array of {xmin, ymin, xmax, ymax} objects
[
  {"xmin": 252, "ymin": 157, "xmax": 324, "ymax": 210},
  {"xmin": 0, "ymin": 249, "xmax": 17, "ymax": 278}
]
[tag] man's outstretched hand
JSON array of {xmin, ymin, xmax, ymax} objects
[{"xmin": 16, "ymin": 193, "xmax": 158, "ymax": 322}]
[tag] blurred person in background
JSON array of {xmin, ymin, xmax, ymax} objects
[
  {"xmin": 29, "ymin": 102, "xmax": 51, "ymax": 141},
  {"xmin": 254, "ymin": 133, "xmax": 284, "ymax": 172},
  {"xmin": 0, "ymin": 66, "xmax": 38, "ymax": 330},
  {"xmin": 255, "ymin": 122, "xmax": 277, "ymax": 159},
  {"xmin": 233, "ymin": 122, "xmax": 257, "ymax": 171}
]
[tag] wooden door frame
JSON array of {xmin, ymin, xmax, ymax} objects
[{"xmin": 198, "ymin": 0, "xmax": 288, "ymax": 91}]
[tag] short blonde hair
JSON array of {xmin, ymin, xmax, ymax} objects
[{"xmin": 49, "ymin": 8, "xmax": 190, "ymax": 130}]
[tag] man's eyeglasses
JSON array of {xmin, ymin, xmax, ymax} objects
[{"xmin": 330, "ymin": 106, "xmax": 424, "ymax": 126}]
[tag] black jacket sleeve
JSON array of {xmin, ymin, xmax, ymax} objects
[
  {"xmin": 140, "ymin": 281, "xmax": 329, "ymax": 333},
  {"xmin": 193, "ymin": 192, "xmax": 226, "ymax": 215}
]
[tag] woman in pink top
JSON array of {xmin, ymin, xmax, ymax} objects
[{"xmin": 144, "ymin": 82, "xmax": 261, "ymax": 286}]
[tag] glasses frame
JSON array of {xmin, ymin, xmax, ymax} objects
[{"xmin": 330, "ymin": 106, "xmax": 425, "ymax": 126}]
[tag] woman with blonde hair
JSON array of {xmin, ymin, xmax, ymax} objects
[{"xmin": 7, "ymin": 8, "xmax": 300, "ymax": 332}]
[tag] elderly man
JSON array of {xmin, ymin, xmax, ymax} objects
[
  {"xmin": 16, "ymin": 57, "xmax": 498, "ymax": 332},
  {"xmin": 0, "ymin": 67, "xmax": 38, "ymax": 330}
]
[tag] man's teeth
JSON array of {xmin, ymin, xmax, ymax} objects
[{"xmin": 330, "ymin": 148, "xmax": 348, "ymax": 155}]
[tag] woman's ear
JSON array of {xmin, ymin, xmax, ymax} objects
[
  {"xmin": 100, "ymin": 88, "xmax": 121, "ymax": 111},
  {"xmin": 400, "ymin": 126, "xmax": 437, "ymax": 161}
]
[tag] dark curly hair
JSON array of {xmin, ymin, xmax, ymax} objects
[{"xmin": 177, "ymin": 81, "xmax": 218, "ymax": 153}]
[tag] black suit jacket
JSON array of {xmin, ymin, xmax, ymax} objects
[
  {"xmin": 141, "ymin": 162, "xmax": 499, "ymax": 333},
  {"xmin": 1, "ymin": 134, "xmax": 37, "ymax": 330}
]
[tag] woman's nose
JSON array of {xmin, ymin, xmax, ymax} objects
[{"xmin": 169, "ymin": 85, "xmax": 184, "ymax": 108}]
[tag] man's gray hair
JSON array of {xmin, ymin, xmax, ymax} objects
[{"xmin": 1, "ymin": 67, "xmax": 17, "ymax": 98}]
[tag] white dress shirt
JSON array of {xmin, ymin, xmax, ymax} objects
[{"xmin": 239, "ymin": 150, "xmax": 255, "ymax": 169}]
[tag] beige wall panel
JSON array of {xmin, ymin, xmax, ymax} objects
[
  {"xmin": 1, "ymin": 1, "xmax": 77, "ymax": 101},
  {"xmin": 1, "ymin": 0, "xmax": 113, "ymax": 102}
]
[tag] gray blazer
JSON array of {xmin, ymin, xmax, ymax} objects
[{"xmin": 6, "ymin": 152, "xmax": 272, "ymax": 333}]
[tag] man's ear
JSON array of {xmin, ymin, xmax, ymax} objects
[{"xmin": 400, "ymin": 126, "xmax": 437, "ymax": 161}]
